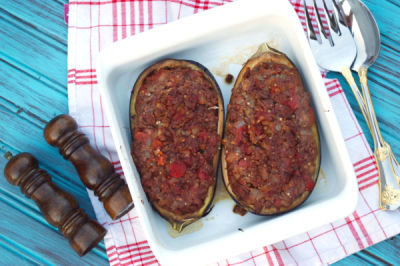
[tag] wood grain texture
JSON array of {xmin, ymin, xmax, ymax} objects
[
  {"xmin": 0, "ymin": 0, "xmax": 67, "ymax": 44},
  {"xmin": 0, "ymin": 0, "xmax": 108, "ymax": 264},
  {"xmin": 0, "ymin": 0, "xmax": 398, "ymax": 265}
]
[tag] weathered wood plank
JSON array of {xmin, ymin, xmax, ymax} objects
[
  {"xmin": 0, "ymin": 10, "xmax": 67, "ymax": 91},
  {"xmin": 0, "ymin": 0, "xmax": 67, "ymax": 45},
  {"xmin": 0, "ymin": 238, "xmax": 43, "ymax": 266},
  {"xmin": 0, "ymin": 60, "xmax": 67, "ymax": 125},
  {"xmin": 363, "ymin": 237, "xmax": 400, "ymax": 265},
  {"xmin": 364, "ymin": 0, "xmax": 400, "ymax": 42},
  {"xmin": 334, "ymin": 254, "xmax": 379, "ymax": 265}
]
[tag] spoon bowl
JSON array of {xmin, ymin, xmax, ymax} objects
[{"xmin": 341, "ymin": 0, "xmax": 380, "ymax": 71}]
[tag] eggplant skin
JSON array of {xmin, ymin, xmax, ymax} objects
[
  {"xmin": 130, "ymin": 59, "xmax": 224, "ymax": 231},
  {"xmin": 222, "ymin": 45, "xmax": 321, "ymax": 215}
]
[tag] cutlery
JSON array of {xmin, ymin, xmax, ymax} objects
[
  {"xmin": 303, "ymin": 0, "xmax": 400, "ymax": 210},
  {"xmin": 341, "ymin": 0, "xmax": 400, "ymax": 210}
]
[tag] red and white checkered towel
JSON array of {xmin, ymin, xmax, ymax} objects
[{"xmin": 66, "ymin": 0, "xmax": 400, "ymax": 265}]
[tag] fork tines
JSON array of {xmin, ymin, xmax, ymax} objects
[{"xmin": 303, "ymin": 0, "xmax": 347, "ymax": 46}]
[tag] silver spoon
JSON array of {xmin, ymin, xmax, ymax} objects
[{"xmin": 341, "ymin": 0, "xmax": 400, "ymax": 210}]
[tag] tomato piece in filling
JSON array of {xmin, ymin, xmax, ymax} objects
[{"xmin": 169, "ymin": 161, "xmax": 187, "ymax": 178}]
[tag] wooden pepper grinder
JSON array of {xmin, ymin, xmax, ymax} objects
[
  {"xmin": 4, "ymin": 153, "xmax": 107, "ymax": 256},
  {"xmin": 44, "ymin": 114, "xmax": 134, "ymax": 220}
]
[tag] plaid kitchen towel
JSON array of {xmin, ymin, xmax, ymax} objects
[{"xmin": 67, "ymin": 0, "xmax": 400, "ymax": 265}]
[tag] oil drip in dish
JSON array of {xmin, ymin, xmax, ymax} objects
[
  {"xmin": 213, "ymin": 172, "xmax": 231, "ymax": 204},
  {"xmin": 316, "ymin": 169, "xmax": 327, "ymax": 188},
  {"xmin": 167, "ymin": 220, "xmax": 203, "ymax": 238}
]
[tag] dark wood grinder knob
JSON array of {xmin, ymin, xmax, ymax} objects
[
  {"xmin": 4, "ymin": 153, "xmax": 107, "ymax": 256},
  {"xmin": 44, "ymin": 114, "xmax": 134, "ymax": 220}
]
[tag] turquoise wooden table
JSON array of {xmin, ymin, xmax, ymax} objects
[{"xmin": 0, "ymin": 0, "xmax": 399, "ymax": 265}]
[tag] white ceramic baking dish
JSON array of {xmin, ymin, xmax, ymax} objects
[{"xmin": 97, "ymin": 0, "xmax": 358, "ymax": 265}]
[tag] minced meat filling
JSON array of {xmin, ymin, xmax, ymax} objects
[
  {"xmin": 132, "ymin": 67, "xmax": 219, "ymax": 216},
  {"xmin": 224, "ymin": 62, "xmax": 318, "ymax": 213}
]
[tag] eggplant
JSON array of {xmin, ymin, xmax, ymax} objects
[
  {"xmin": 130, "ymin": 59, "xmax": 224, "ymax": 231},
  {"xmin": 222, "ymin": 44, "xmax": 321, "ymax": 215}
]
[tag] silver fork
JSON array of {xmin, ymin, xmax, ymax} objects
[{"xmin": 303, "ymin": 0, "xmax": 369, "ymax": 120}]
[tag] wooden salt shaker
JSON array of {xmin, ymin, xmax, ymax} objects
[
  {"xmin": 44, "ymin": 114, "xmax": 134, "ymax": 220},
  {"xmin": 4, "ymin": 153, "xmax": 106, "ymax": 256}
]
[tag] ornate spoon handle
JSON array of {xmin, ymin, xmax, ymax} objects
[{"xmin": 358, "ymin": 67, "xmax": 400, "ymax": 210}]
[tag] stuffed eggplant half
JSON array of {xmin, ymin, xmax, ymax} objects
[
  {"xmin": 222, "ymin": 44, "xmax": 320, "ymax": 215},
  {"xmin": 130, "ymin": 59, "xmax": 224, "ymax": 232}
]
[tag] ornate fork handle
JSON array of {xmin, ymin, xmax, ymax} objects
[{"xmin": 342, "ymin": 67, "xmax": 400, "ymax": 210}]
